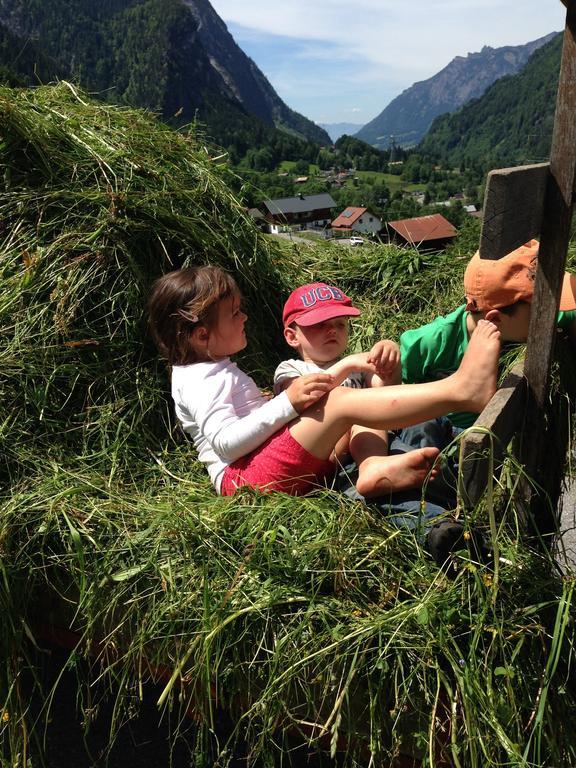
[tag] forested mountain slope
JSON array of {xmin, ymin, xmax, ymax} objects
[
  {"xmin": 0, "ymin": 0, "xmax": 330, "ymax": 146},
  {"xmin": 418, "ymin": 32, "xmax": 562, "ymax": 172},
  {"xmin": 356, "ymin": 33, "xmax": 556, "ymax": 150}
]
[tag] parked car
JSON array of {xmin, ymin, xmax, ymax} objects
[{"xmin": 349, "ymin": 236, "xmax": 364, "ymax": 246}]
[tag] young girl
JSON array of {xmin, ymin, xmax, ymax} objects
[{"xmin": 148, "ymin": 265, "xmax": 501, "ymax": 497}]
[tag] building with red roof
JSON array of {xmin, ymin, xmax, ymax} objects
[
  {"xmin": 331, "ymin": 206, "xmax": 383, "ymax": 238},
  {"xmin": 386, "ymin": 213, "xmax": 457, "ymax": 249}
]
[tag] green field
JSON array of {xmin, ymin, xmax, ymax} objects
[
  {"xmin": 276, "ymin": 163, "xmax": 424, "ymax": 196},
  {"xmin": 354, "ymin": 169, "xmax": 424, "ymax": 193},
  {"xmin": 278, "ymin": 160, "xmax": 320, "ymax": 175}
]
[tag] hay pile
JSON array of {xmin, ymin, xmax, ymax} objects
[
  {"xmin": 1, "ymin": 83, "xmax": 575, "ymax": 767},
  {"xmin": 0, "ymin": 81, "xmax": 286, "ymax": 485}
]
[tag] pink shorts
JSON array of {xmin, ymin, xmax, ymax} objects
[{"xmin": 220, "ymin": 426, "xmax": 335, "ymax": 496}]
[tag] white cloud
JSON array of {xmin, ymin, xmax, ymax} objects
[
  {"xmin": 209, "ymin": 0, "xmax": 565, "ymax": 123},
  {"xmin": 212, "ymin": 1, "xmax": 562, "ymax": 58}
]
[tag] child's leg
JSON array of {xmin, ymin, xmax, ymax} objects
[
  {"xmin": 347, "ymin": 425, "xmax": 440, "ymax": 497},
  {"xmin": 349, "ymin": 426, "xmax": 389, "ymax": 466},
  {"xmin": 393, "ymin": 418, "xmax": 461, "ymax": 508},
  {"xmin": 351, "ymin": 429, "xmax": 440, "ymax": 497},
  {"xmin": 332, "ymin": 430, "xmax": 353, "ymax": 464},
  {"xmin": 349, "ymin": 376, "xmax": 440, "ymax": 496},
  {"xmin": 289, "ymin": 320, "xmax": 500, "ymax": 460}
]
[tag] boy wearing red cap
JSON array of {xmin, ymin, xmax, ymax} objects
[
  {"xmin": 274, "ymin": 282, "xmax": 441, "ymax": 499},
  {"xmin": 401, "ymin": 239, "xmax": 576, "ymax": 430}
]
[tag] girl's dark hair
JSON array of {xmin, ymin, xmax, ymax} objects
[{"xmin": 148, "ymin": 265, "xmax": 239, "ymax": 365}]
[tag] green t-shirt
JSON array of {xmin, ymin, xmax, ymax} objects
[{"xmin": 400, "ymin": 305, "xmax": 576, "ymax": 429}]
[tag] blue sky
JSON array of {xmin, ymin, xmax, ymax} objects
[{"xmin": 209, "ymin": 0, "xmax": 566, "ymax": 126}]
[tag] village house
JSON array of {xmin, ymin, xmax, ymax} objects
[
  {"xmin": 385, "ymin": 213, "xmax": 457, "ymax": 250},
  {"xmin": 465, "ymin": 204, "xmax": 480, "ymax": 215},
  {"xmin": 259, "ymin": 193, "xmax": 336, "ymax": 234},
  {"xmin": 246, "ymin": 207, "xmax": 268, "ymax": 231},
  {"xmin": 331, "ymin": 206, "xmax": 383, "ymax": 238}
]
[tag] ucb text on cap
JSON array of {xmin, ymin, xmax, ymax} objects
[{"xmin": 282, "ymin": 282, "xmax": 361, "ymax": 327}]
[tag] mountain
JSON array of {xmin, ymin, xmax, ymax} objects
[
  {"xmin": 418, "ymin": 32, "xmax": 562, "ymax": 173},
  {"xmin": 0, "ymin": 0, "xmax": 330, "ymax": 146},
  {"xmin": 319, "ymin": 122, "xmax": 364, "ymax": 142},
  {"xmin": 0, "ymin": 22, "xmax": 66, "ymax": 85},
  {"xmin": 180, "ymin": 0, "xmax": 329, "ymax": 144},
  {"xmin": 355, "ymin": 33, "xmax": 557, "ymax": 150}
]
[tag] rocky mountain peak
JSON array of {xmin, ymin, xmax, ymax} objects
[{"xmin": 355, "ymin": 32, "xmax": 558, "ymax": 150}]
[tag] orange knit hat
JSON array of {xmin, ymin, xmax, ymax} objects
[{"xmin": 464, "ymin": 239, "xmax": 576, "ymax": 312}]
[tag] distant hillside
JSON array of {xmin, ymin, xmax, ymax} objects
[
  {"xmin": 180, "ymin": 0, "xmax": 329, "ymax": 144},
  {"xmin": 418, "ymin": 32, "xmax": 562, "ymax": 172},
  {"xmin": 0, "ymin": 0, "xmax": 330, "ymax": 146},
  {"xmin": 0, "ymin": 23, "xmax": 65, "ymax": 85},
  {"xmin": 356, "ymin": 33, "xmax": 557, "ymax": 150},
  {"xmin": 319, "ymin": 122, "xmax": 364, "ymax": 142}
]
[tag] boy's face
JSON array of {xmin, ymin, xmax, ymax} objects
[
  {"xmin": 285, "ymin": 317, "xmax": 350, "ymax": 364},
  {"xmin": 485, "ymin": 303, "xmax": 531, "ymax": 342}
]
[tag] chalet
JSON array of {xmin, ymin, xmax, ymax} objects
[
  {"xmin": 331, "ymin": 206, "xmax": 382, "ymax": 238},
  {"xmin": 386, "ymin": 213, "xmax": 457, "ymax": 250},
  {"xmin": 246, "ymin": 207, "xmax": 268, "ymax": 231},
  {"xmin": 260, "ymin": 193, "xmax": 336, "ymax": 234}
]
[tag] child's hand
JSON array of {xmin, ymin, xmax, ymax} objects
[
  {"xmin": 338, "ymin": 352, "xmax": 376, "ymax": 374},
  {"xmin": 367, "ymin": 340, "xmax": 400, "ymax": 379},
  {"xmin": 285, "ymin": 373, "xmax": 335, "ymax": 413}
]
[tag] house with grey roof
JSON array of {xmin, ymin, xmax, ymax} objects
[{"xmin": 260, "ymin": 193, "xmax": 337, "ymax": 234}]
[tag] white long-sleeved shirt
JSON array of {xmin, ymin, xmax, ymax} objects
[{"xmin": 172, "ymin": 359, "xmax": 298, "ymax": 492}]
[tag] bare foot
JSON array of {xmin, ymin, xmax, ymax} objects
[
  {"xmin": 455, "ymin": 319, "xmax": 500, "ymax": 412},
  {"xmin": 356, "ymin": 446, "xmax": 440, "ymax": 498}
]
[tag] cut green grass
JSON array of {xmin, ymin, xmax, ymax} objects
[{"xmin": 1, "ymin": 83, "xmax": 576, "ymax": 768}]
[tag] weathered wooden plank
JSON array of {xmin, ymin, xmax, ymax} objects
[
  {"xmin": 516, "ymin": 4, "xmax": 576, "ymax": 530},
  {"xmin": 479, "ymin": 164, "xmax": 549, "ymax": 260},
  {"xmin": 459, "ymin": 363, "xmax": 526, "ymax": 509},
  {"xmin": 526, "ymin": 1, "xmax": 576, "ymax": 401}
]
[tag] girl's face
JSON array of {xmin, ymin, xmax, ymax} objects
[{"xmin": 207, "ymin": 293, "xmax": 248, "ymax": 359}]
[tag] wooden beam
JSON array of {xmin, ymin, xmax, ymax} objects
[
  {"xmin": 516, "ymin": 3, "xmax": 576, "ymax": 530},
  {"xmin": 458, "ymin": 363, "xmax": 526, "ymax": 509},
  {"xmin": 459, "ymin": 2, "xmax": 576, "ymax": 527},
  {"xmin": 479, "ymin": 164, "xmax": 549, "ymax": 260}
]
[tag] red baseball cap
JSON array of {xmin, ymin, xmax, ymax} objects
[
  {"xmin": 464, "ymin": 239, "xmax": 576, "ymax": 312},
  {"xmin": 282, "ymin": 282, "xmax": 361, "ymax": 327}
]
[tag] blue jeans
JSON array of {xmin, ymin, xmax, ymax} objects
[{"xmin": 334, "ymin": 418, "xmax": 461, "ymax": 542}]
